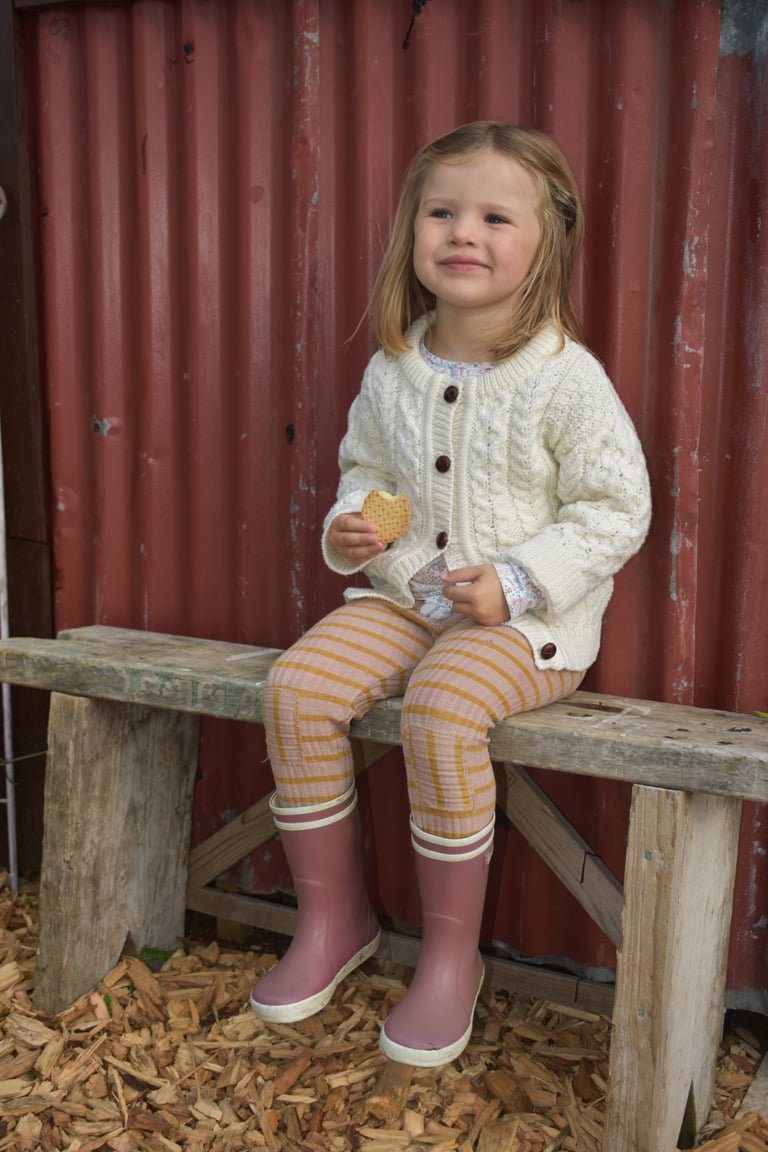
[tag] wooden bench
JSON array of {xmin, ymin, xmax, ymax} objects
[{"xmin": 2, "ymin": 624, "xmax": 767, "ymax": 1151}]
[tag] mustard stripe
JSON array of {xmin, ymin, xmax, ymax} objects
[
  {"xmin": 404, "ymin": 675, "xmax": 510, "ymax": 720},
  {"xmin": 300, "ymin": 606, "xmax": 429, "ymax": 669},
  {"xmin": 276, "ymin": 789, "xmax": 352, "ymax": 805},
  {"xmin": 432, "ymin": 635, "xmax": 529, "ymax": 677},
  {"xmin": 332, "ymin": 620, "xmax": 429, "ymax": 661},
  {"xmin": 427, "ymin": 638, "xmax": 539, "ymax": 709},
  {"xmin": 455, "ymin": 627, "xmax": 531, "ymax": 654},
  {"xmin": 300, "ymin": 636, "xmax": 406, "ymax": 669},
  {"xmin": 301, "ymin": 711, "xmax": 349, "ymax": 723},
  {"xmin": 436, "ymin": 629, "xmax": 527, "ymax": 662},
  {"xmin": 403, "ymin": 702, "xmax": 487, "ymax": 734},
  {"xmin": 297, "ymin": 731, "xmax": 344, "ymax": 744},
  {"xmin": 274, "ymin": 665, "xmax": 376, "ymax": 710},
  {"xmin": 499, "ymin": 649, "xmax": 541, "ymax": 708},
  {"xmin": 333, "ymin": 605, "xmax": 431, "ymax": 650},
  {"xmin": 410, "ymin": 659, "xmax": 516, "ymax": 714},
  {"xmin": 425, "ymin": 729, "xmax": 445, "ymax": 808},
  {"xmin": 275, "ymin": 656, "xmax": 372, "ymax": 688},
  {"xmin": 448, "ymin": 631, "xmax": 539, "ymax": 686},
  {"xmin": 481, "ymin": 631, "xmax": 545, "ymax": 700},
  {"xmin": 284, "ymin": 642, "xmax": 403, "ymax": 685},
  {"xmin": 269, "ymin": 688, "xmax": 285, "ymax": 763},
  {"xmin": 410, "ymin": 797, "xmax": 497, "ymax": 827},
  {"xmin": 455, "ymin": 735, "xmax": 471, "ymax": 808},
  {"xmin": 437, "ymin": 642, "xmax": 530, "ymax": 684},
  {"xmin": 302, "ymin": 749, "xmax": 352, "ymax": 763},
  {"xmin": 298, "ymin": 633, "xmax": 419, "ymax": 674},
  {"xmin": 273, "ymin": 769, "xmax": 351, "ymax": 787},
  {"xmin": 466, "ymin": 748, "xmax": 491, "ymax": 767}
]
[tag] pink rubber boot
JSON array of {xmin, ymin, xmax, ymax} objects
[
  {"xmin": 249, "ymin": 785, "xmax": 380, "ymax": 1022},
  {"xmin": 379, "ymin": 816, "xmax": 495, "ymax": 1066}
]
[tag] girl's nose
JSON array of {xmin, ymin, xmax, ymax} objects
[{"xmin": 448, "ymin": 214, "xmax": 476, "ymax": 245}]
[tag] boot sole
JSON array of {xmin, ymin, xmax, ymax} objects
[
  {"xmin": 378, "ymin": 964, "xmax": 484, "ymax": 1068},
  {"xmin": 249, "ymin": 929, "xmax": 381, "ymax": 1024}
]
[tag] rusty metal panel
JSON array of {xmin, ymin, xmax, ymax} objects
[{"xmin": 20, "ymin": 0, "xmax": 768, "ymax": 1003}]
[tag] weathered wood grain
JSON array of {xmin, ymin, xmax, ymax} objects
[
  {"xmin": 498, "ymin": 763, "xmax": 623, "ymax": 945},
  {"xmin": 34, "ymin": 693, "xmax": 200, "ymax": 1014},
  {"xmin": 604, "ymin": 785, "xmax": 743, "ymax": 1151},
  {"xmin": 2, "ymin": 626, "xmax": 767, "ymax": 801}
]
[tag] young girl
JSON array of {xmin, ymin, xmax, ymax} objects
[{"xmin": 250, "ymin": 121, "xmax": 651, "ymax": 1067}]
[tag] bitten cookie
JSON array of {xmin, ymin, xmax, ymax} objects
[{"xmin": 362, "ymin": 489, "xmax": 412, "ymax": 544}]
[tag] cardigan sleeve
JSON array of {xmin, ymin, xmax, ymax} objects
[
  {"xmin": 507, "ymin": 359, "xmax": 651, "ymax": 616},
  {"xmin": 321, "ymin": 354, "xmax": 399, "ymax": 575}
]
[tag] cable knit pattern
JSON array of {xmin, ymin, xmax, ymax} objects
[{"xmin": 322, "ymin": 316, "xmax": 651, "ymax": 671}]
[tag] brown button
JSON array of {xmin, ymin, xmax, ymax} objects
[
  {"xmin": 435, "ymin": 455, "xmax": 451, "ymax": 473},
  {"xmin": 436, "ymin": 531, "xmax": 448, "ymax": 549},
  {"xmin": 540, "ymin": 643, "xmax": 557, "ymax": 660},
  {"xmin": 443, "ymin": 385, "xmax": 459, "ymax": 403}
]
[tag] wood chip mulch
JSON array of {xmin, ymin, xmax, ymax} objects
[{"xmin": 2, "ymin": 874, "xmax": 767, "ymax": 1152}]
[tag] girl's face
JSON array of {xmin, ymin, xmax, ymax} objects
[{"xmin": 413, "ymin": 149, "xmax": 542, "ymax": 330}]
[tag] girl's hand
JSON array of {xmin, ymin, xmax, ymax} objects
[
  {"xmin": 441, "ymin": 564, "xmax": 510, "ymax": 626},
  {"xmin": 328, "ymin": 513, "xmax": 386, "ymax": 564}
]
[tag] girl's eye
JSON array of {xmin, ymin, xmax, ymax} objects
[
  {"xmin": 486, "ymin": 213, "xmax": 509, "ymax": 225},
  {"xmin": 430, "ymin": 208, "xmax": 452, "ymax": 219}
]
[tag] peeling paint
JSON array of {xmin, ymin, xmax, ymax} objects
[
  {"xmin": 669, "ymin": 448, "xmax": 681, "ymax": 603},
  {"xmin": 720, "ymin": 0, "xmax": 768, "ymax": 63},
  {"xmin": 682, "ymin": 236, "xmax": 699, "ymax": 276},
  {"xmin": 672, "ymin": 313, "xmax": 703, "ymax": 366},
  {"xmin": 288, "ymin": 494, "xmax": 300, "ymax": 543},
  {"xmin": 673, "ymin": 314, "xmax": 682, "ymax": 363}
]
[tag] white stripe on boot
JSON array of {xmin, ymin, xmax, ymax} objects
[
  {"xmin": 379, "ymin": 815, "xmax": 495, "ymax": 1067},
  {"xmin": 250, "ymin": 785, "xmax": 380, "ymax": 1023}
]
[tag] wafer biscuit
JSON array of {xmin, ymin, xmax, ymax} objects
[{"xmin": 362, "ymin": 489, "xmax": 412, "ymax": 543}]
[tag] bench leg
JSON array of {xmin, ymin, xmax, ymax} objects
[
  {"xmin": 604, "ymin": 785, "xmax": 742, "ymax": 1151},
  {"xmin": 34, "ymin": 693, "xmax": 200, "ymax": 1014}
]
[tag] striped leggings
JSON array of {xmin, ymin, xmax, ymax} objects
[{"xmin": 263, "ymin": 599, "xmax": 584, "ymax": 839}]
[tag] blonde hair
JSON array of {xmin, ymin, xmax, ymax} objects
[{"xmin": 371, "ymin": 121, "xmax": 585, "ymax": 359}]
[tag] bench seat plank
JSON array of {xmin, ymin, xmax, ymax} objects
[{"xmin": 2, "ymin": 625, "xmax": 767, "ymax": 800}]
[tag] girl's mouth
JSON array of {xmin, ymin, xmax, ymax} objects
[{"xmin": 440, "ymin": 257, "xmax": 487, "ymax": 270}]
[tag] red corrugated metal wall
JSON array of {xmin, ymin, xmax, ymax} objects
[{"xmin": 21, "ymin": 0, "xmax": 768, "ymax": 1004}]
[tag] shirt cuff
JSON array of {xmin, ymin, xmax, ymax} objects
[{"xmin": 494, "ymin": 561, "xmax": 547, "ymax": 620}]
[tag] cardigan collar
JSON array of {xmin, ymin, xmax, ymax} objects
[{"xmin": 399, "ymin": 314, "xmax": 564, "ymax": 397}]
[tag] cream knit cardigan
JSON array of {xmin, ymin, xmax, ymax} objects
[{"xmin": 322, "ymin": 317, "xmax": 651, "ymax": 671}]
